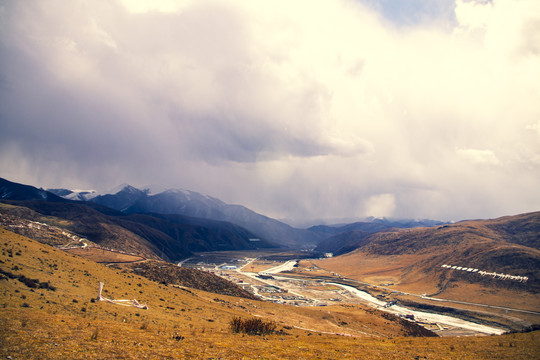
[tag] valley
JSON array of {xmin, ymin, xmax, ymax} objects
[
  {"xmin": 178, "ymin": 250, "xmax": 538, "ymax": 336},
  {"xmin": 1, "ymin": 177, "xmax": 539, "ymax": 358},
  {"xmin": 2, "ymin": 229, "xmax": 539, "ymax": 360}
]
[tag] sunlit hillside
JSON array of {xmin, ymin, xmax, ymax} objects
[
  {"xmin": 310, "ymin": 213, "xmax": 540, "ymax": 334},
  {"xmin": 1, "ymin": 228, "xmax": 539, "ymax": 359}
]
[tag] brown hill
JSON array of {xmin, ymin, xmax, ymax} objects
[
  {"xmin": 0, "ymin": 201, "xmax": 163, "ymax": 260},
  {"xmin": 314, "ymin": 212, "xmax": 540, "ymax": 312},
  {"xmin": 0, "ymin": 229, "xmax": 540, "ymax": 359},
  {"xmin": 0, "ymin": 229, "xmax": 506, "ymax": 359},
  {"xmin": 120, "ymin": 261, "xmax": 258, "ymax": 300},
  {"xmin": 2, "ymin": 228, "xmax": 540, "ymax": 359},
  {"xmin": 0, "ymin": 199, "xmax": 275, "ymax": 262}
]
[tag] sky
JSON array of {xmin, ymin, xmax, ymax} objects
[{"xmin": 1, "ymin": 0, "xmax": 539, "ymax": 225}]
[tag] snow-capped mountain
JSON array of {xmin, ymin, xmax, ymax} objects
[
  {"xmin": 88, "ymin": 185, "xmax": 147, "ymax": 212},
  {"xmin": 87, "ymin": 184, "xmax": 320, "ymax": 248},
  {"xmin": 0, "ymin": 177, "xmax": 276, "ymax": 259},
  {"xmin": 47, "ymin": 188, "xmax": 97, "ymax": 201}
]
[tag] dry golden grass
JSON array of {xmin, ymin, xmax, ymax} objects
[
  {"xmin": 2, "ymin": 307, "xmax": 539, "ymax": 359},
  {"xmin": 314, "ymin": 251, "xmax": 540, "ymax": 311},
  {"xmin": 1, "ymin": 228, "xmax": 539, "ymax": 359},
  {"xmin": 65, "ymin": 247, "xmax": 145, "ymax": 263},
  {"xmin": 311, "ymin": 250, "xmax": 540, "ymax": 335}
]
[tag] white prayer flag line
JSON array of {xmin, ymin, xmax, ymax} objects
[{"xmin": 440, "ymin": 265, "xmax": 528, "ymax": 282}]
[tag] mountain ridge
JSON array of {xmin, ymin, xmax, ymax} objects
[
  {"xmin": 0, "ymin": 178, "xmax": 277, "ymax": 260},
  {"xmin": 53, "ymin": 183, "xmax": 448, "ymax": 249},
  {"xmin": 87, "ymin": 184, "xmax": 322, "ymax": 248}
]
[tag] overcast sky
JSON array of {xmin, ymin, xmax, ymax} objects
[{"xmin": 1, "ymin": 0, "xmax": 539, "ymax": 225}]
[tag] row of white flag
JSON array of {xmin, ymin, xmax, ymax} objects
[{"xmin": 441, "ymin": 264, "xmax": 528, "ymax": 282}]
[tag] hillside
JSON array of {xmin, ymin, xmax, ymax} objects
[
  {"xmin": 314, "ymin": 218, "xmax": 447, "ymax": 255},
  {"xmin": 118, "ymin": 212, "xmax": 275, "ymax": 253},
  {"xmin": 120, "ymin": 261, "xmax": 258, "ymax": 300},
  {"xmin": 90, "ymin": 185, "xmax": 322, "ymax": 248},
  {"xmin": 0, "ymin": 178, "xmax": 65, "ymax": 202},
  {"xmin": 315, "ymin": 230, "xmax": 375, "ymax": 256},
  {"xmin": 314, "ymin": 212, "xmax": 540, "ymax": 310},
  {"xmin": 0, "ymin": 199, "xmax": 274, "ymax": 262},
  {"xmin": 1, "ymin": 228, "xmax": 539, "ymax": 359},
  {"xmin": 311, "ymin": 217, "xmax": 446, "ymax": 237}
]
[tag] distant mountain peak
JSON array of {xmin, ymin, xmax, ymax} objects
[{"xmin": 111, "ymin": 184, "xmax": 141, "ymax": 194}]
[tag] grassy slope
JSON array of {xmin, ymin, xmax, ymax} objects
[
  {"xmin": 313, "ymin": 213, "xmax": 540, "ymax": 311},
  {"xmin": 1, "ymin": 229, "xmax": 539, "ymax": 359},
  {"xmin": 0, "ymin": 202, "xmax": 163, "ymax": 260},
  {"xmin": 0, "ymin": 200, "xmax": 275, "ymax": 262},
  {"xmin": 120, "ymin": 260, "xmax": 259, "ymax": 300}
]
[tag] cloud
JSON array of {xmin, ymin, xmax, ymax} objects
[
  {"xmin": 526, "ymin": 121, "xmax": 540, "ymax": 137},
  {"xmin": 456, "ymin": 148, "xmax": 500, "ymax": 165},
  {"xmin": 0, "ymin": 0, "xmax": 539, "ymax": 223},
  {"xmin": 364, "ymin": 194, "xmax": 397, "ymax": 218},
  {"xmin": 118, "ymin": 0, "xmax": 188, "ymax": 14}
]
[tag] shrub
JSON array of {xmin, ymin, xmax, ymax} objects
[
  {"xmin": 0, "ymin": 269, "xmax": 55, "ymax": 291},
  {"xmin": 229, "ymin": 316, "xmax": 276, "ymax": 336},
  {"xmin": 20, "ymin": 276, "xmax": 39, "ymax": 288},
  {"xmin": 172, "ymin": 332, "xmax": 184, "ymax": 341}
]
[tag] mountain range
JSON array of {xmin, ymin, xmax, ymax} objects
[
  {"xmin": 46, "ymin": 183, "xmax": 451, "ymax": 250},
  {"xmin": 312, "ymin": 218, "xmax": 448, "ymax": 255},
  {"xmin": 6, "ymin": 175, "xmax": 537, "ymax": 297},
  {"xmin": 48, "ymin": 184, "xmax": 322, "ymax": 249},
  {"xmin": 1, "ymin": 178, "xmax": 276, "ymax": 260}
]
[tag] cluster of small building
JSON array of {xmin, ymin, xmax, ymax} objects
[{"xmin": 441, "ymin": 264, "xmax": 528, "ymax": 282}]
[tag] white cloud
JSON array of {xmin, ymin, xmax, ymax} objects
[
  {"xmin": 526, "ymin": 121, "xmax": 540, "ymax": 137},
  {"xmin": 456, "ymin": 148, "xmax": 500, "ymax": 165},
  {"xmin": 118, "ymin": 0, "xmax": 189, "ymax": 13},
  {"xmin": 455, "ymin": 0, "xmax": 494, "ymax": 31}
]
